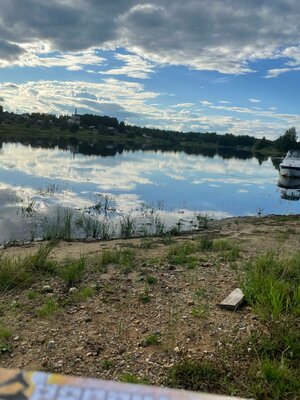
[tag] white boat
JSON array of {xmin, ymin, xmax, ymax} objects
[
  {"xmin": 279, "ymin": 150, "xmax": 300, "ymax": 177},
  {"xmin": 277, "ymin": 175, "xmax": 300, "ymax": 189}
]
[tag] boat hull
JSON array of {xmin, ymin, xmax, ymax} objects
[{"xmin": 279, "ymin": 164, "xmax": 300, "ymax": 178}]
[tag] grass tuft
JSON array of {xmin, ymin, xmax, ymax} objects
[
  {"xmin": 58, "ymin": 257, "xmax": 85, "ymax": 286},
  {"xmin": 99, "ymin": 248, "xmax": 136, "ymax": 274},
  {"xmin": 140, "ymin": 333, "xmax": 161, "ymax": 347},
  {"xmin": 37, "ymin": 299, "xmax": 60, "ymax": 317},
  {"xmin": 168, "ymin": 360, "xmax": 223, "ymax": 392}
]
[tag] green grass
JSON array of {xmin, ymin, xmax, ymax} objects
[
  {"xmin": 140, "ymin": 333, "xmax": 161, "ymax": 347},
  {"xmin": 27, "ymin": 290, "xmax": 39, "ymax": 300},
  {"xmin": 212, "ymin": 238, "xmax": 237, "ymax": 251},
  {"xmin": 23, "ymin": 244, "xmax": 56, "ymax": 273},
  {"xmin": 73, "ymin": 286, "xmax": 95, "ymax": 301},
  {"xmin": 212, "ymin": 238, "xmax": 240, "ymax": 261},
  {"xmin": 58, "ymin": 257, "xmax": 86, "ymax": 286},
  {"xmin": 194, "ymin": 288, "xmax": 208, "ymax": 298},
  {"xmin": 167, "ymin": 242, "xmax": 198, "ymax": 266},
  {"xmin": 145, "ymin": 275, "xmax": 158, "ymax": 285},
  {"xmin": 43, "ymin": 208, "xmax": 74, "ymax": 240},
  {"xmin": 37, "ymin": 299, "xmax": 60, "ymax": 317},
  {"xmin": 249, "ymin": 358, "xmax": 300, "ymax": 399},
  {"xmin": 100, "ymin": 359, "xmax": 115, "ymax": 370},
  {"xmin": 99, "ymin": 248, "xmax": 136, "ymax": 274},
  {"xmin": 239, "ymin": 250, "xmax": 300, "ymax": 399},
  {"xmin": 0, "ymin": 256, "xmax": 33, "ymax": 293},
  {"xmin": 120, "ymin": 215, "xmax": 135, "ymax": 238},
  {"xmin": 198, "ymin": 235, "xmax": 213, "ymax": 251},
  {"xmin": 119, "ymin": 373, "xmax": 150, "ymax": 385},
  {"xmin": 191, "ymin": 305, "xmax": 208, "ymax": 318},
  {"xmin": 0, "ymin": 244, "xmax": 58, "ymax": 294},
  {"xmin": 140, "ymin": 238, "xmax": 155, "ymax": 249},
  {"xmin": 168, "ymin": 360, "xmax": 224, "ymax": 392},
  {"xmin": 241, "ymin": 251, "xmax": 300, "ymax": 320},
  {"xmin": 0, "ymin": 323, "xmax": 12, "ymax": 353},
  {"xmin": 139, "ymin": 290, "xmax": 151, "ymax": 303}
]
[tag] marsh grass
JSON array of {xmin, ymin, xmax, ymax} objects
[
  {"xmin": 43, "ymin": 207, "xmax": 74, "ymax": 240},
  {"xmin": 120, "ymin": 215, "xmax": 135, "ymax": 238},
  {"xmin": 76, "ymin": 214, "xmax": 110, "ymax": 239}
]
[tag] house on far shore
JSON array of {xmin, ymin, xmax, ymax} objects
[{"xmin": 68, "ymin": 109, "xmax": 81, "ymax": 126}]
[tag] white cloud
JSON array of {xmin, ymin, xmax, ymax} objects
[
  {"xmin": 171, "ymin": 103, "xmax": 195, "ymax": 108},
  {"xmin": 0, "ymin": 42, "xmax": 106, "ymax": 71},
  {"xmin": 1, "ymin": 79, "xmax": 299, "ymax": 139},
  {"xmin": 0, "ymin": 1, "xmax": 300, "ymax": 75},
  {"xmin": 100, "ymin": 53, "xmax": 156, "ymax": 79},
  {"xmin": 248, "ymin": 98, "xmax": 260, "ymax": 103}
]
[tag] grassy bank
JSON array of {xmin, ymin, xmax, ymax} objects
[{"xmin": 0, "ymin": 216, "xmax": 299, "ymax": 398}]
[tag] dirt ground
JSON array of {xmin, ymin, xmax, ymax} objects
[{"xmin": 1, "ymin": 215, "xmax": 299, "ymax": 390}]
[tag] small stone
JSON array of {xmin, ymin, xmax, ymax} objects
[
  {"xmin": 69, "ymin": 287, "xmax": 78, "ymax": 294},
  {"xmin": 13, "ymin": 336, "xmax": 20, "ymax": 341},
  {"xmin": 37, "ymin": 336, "xmax": 46, "ymax": 344},
  {"xmin": 48, "ymin": 340, "xmax": 56, "ymax": 349},
  {"xmin": 42, "ymin": 285, "xmax": 53, "ymax": 293},
  {"xmin": 174, "ymin": 346, "xmax": 180, "ymax": 352}
]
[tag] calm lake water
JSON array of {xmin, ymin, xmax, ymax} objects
[{"xmin": 0, "ymin": 141, "xmax": 298, "ymax": 244}]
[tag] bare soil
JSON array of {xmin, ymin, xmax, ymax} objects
[{"xmin": 1, "ymin": 215, "xmax": 299, "ymax": 390}]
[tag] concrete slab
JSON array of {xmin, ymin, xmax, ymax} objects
[{"xmin": 219, "ymin": 288, "xmax": 245, "ymax": 310}]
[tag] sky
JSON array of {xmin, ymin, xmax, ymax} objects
[{"xmin": 0, "ymin": 0, "xmax": 300, "ymax": 139}]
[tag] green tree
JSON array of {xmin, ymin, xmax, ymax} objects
[{"xmin": 275, "ymin": 127, "xmax": 298, "ymax": 152}]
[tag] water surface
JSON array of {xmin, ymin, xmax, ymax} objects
[{"xmin": 0, "ymin": 141, "xmax": 298, "ymax": 243}]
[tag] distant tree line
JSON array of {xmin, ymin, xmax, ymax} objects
[{"xmin": 0, "ymin": 106, "xmax": 297, "ymax": 153}]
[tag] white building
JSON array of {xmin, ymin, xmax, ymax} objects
[{"xmin": 68, "ymin": 109, "xmax": 80, "ymax": 125}]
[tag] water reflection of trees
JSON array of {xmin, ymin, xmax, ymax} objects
[{"xmin": 0, "ymin": 136, "xmax": 268, "ymax": 162}]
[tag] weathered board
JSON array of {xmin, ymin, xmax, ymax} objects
[
  {"xmin": 219, "ymin": 288, "xmax": 245, "ymax": 310},
  {"xmin": 0, "ymin": 368, "xmax": 248, "ymax": 400}
]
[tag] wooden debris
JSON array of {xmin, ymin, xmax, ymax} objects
[{"xmin": 219, "ymin": 288, "xmax": 245, "ymax": 310}]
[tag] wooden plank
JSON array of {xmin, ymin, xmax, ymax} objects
[{"xmin": 219, "ymin": 288, "xmax": 244, "ymax": 310}]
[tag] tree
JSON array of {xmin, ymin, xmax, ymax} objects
[
  {"xmin": 119, "ymin": 121, "xmax": 126, "ymax": 133},
  {"xmin": 68, "ymin": 123, "xmax": 79, "ymax": 133},
  {"xmin": 275, "ymin": 127, "xmax": 298, "ymax": 152}
]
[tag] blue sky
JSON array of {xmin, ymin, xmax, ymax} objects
[{"xmin": 0, "ymin": 0, "xmax": 300, "ymax": 139}]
